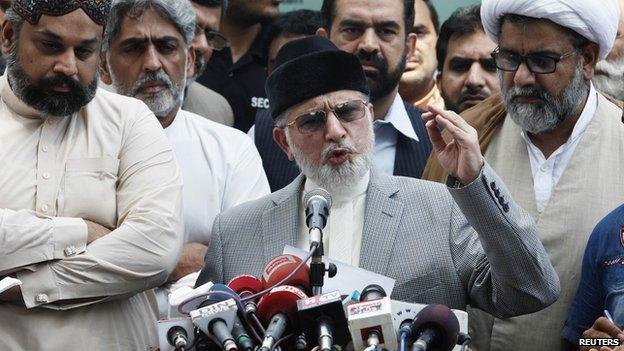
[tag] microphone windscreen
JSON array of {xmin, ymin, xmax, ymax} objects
[
  {"xmin": 411, "ymin": 304, "xmax": 460, "ymax": 351},
  {"xmin": 304, "ymin": 188, "xmax": 333, "ymax": 209},
  {"xmin": 262, "ymin": 254, "xmax": 310, "ymax": 292},
  {"xmin": 360, "ymin": 284, "xmax": 387, "ymax": 301},
  {"xmin": 256, "ymin": 285, "xmax": 308, "ymax": 325},
  {"xmin": 228, "ymin": 275, "xmax": 263, "ymax": 297}
]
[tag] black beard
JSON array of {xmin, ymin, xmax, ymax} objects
[
  {"xmin": 357, "ymin": 49, "xmax": 407, "ymax": 102},
  {"xmin": 7, "ymin": 63, "xmax": 97, "ymax": 117}
]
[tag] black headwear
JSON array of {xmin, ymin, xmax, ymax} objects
[{"xmin": 265, "ymin": 36, "xmax": 370, "ymax": 119}]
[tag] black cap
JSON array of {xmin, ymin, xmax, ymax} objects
[{"xmin": 265, "ymin": 36, "xmax": 370, "ymax": 119}]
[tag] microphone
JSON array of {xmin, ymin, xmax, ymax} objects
[
  {"xmin": 190, "ymin": 298, "xmax": 238, "ymax": 351},
  {"xmin": 347, "ymin": 285, "xmax": 398, "ymax": 350},
  {"xmin": 410, "ymin": 304, "xmax": 460, "ymax": 351},
  {"xmin": 156, "ymin": 317, "xmax": 195, "ymax": 351},
  {"xmin": 303, "ymin": 188, "xmax": 332, "ymax": 246},
  {"xmin": 297, "ymin": 290, "xmax": 350, "ymax": 351},
  {"xmin": 256, "ymin": 285, "xmax": 308, "ymax": 351},
  {"xmin": 207, "ymin": 284, "xmax": 256, "ymax": 351},
  {"xmin": 228, "ymin": 275, "xmax": 263, "ymax": 314},
  {"xmin": 261, "ymin": 254, "xmax": 310, "ymax": 293},
  {"xmin": 304, "ymin": 188, "xmax": 335, "ymax": 296}
]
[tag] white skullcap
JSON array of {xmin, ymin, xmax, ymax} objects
[{"xmin": 481, "ymin": 0, "xmax": 621, "ymax": 59}]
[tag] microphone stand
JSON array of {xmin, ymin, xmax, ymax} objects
[{"xmin": 309, "ymin": 228, "xmax": 337, "ymax": 296}]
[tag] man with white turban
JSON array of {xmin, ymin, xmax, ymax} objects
[{"xmin": 422, "ymin": 0, "xmax": 624, "ymax": 350}]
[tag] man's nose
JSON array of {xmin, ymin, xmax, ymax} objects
[
  {"xmin": 357, "ymin": 28, "xmax": 381, "ymax": 55},
  {"xmin": 513, "ymin": 62, "xmax": 536, "ymax": 87},
  {"xmin": 324, "ymin": 112, "xmax": 347, "ymax": 142},
  {"xmin": 142, "ymin": 45, "xmax": 163, "ymax": 72},
  {"xmin": 53, "ymin": 50, "xmax": 78, "ymax": 77}
]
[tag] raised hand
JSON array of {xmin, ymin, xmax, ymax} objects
[{"xmin": 422, "ymin": 105, "xmax": 484, "ymax": 185}]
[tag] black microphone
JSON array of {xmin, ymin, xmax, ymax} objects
[
  {"xmin": 257, "ymin": 285, "xmax": 308, "ymax": 351},
  {"xmin": 410, "ymin": 304, "xmax": 460, "ymax": 351},
  {"xmin": 297, "ymin": 290, "xmax": 350, "ymax": 351}
]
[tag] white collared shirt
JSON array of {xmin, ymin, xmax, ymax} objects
[
  {"xmin": 165, "ymin": 109, "xmax": 270, "ymax": 245},
  {"xmin": 373, "ymin": 94, "xmax": 420, "ymax": 174},
  {"xmin": 521, "ymin": 83, "xmax": 598, "ymax": 213},
  {"xmin": 297, "ymin": 172, "xmax": 370, "ymax": 267}
]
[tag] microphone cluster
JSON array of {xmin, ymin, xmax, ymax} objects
[
  {"xmin": 156, "ymin": 188, "xmax": 469, "ymax": 351},
  {"xmin": 157, "ymin": 254, "xmax": 468, "ymax": 351}
]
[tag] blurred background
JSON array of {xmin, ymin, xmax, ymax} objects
[{"xmin": 278, "ymin": 0, "xmax": 481, "ymax": 22}]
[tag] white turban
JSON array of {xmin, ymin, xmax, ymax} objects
[{"xmin": 481, "ymin": 0, "xmax": 621, "ymax": 59}]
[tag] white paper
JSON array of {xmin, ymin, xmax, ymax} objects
[
  {"xmin": 0, "ymin": 277, "xmax": 22, "ymax": 294},
  {"xmin": 283, "ymin": 245, "xmax": 395, "ymax": 296}
]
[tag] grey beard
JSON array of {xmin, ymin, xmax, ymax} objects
[
  {"xmin": 110, "ymin": 68, "xmax": 186, "ymax": 119},
  {"xmin": 593, "ymin": 57, "xmax": 624, "ymax": 101},
  {"xmin": 286, "ymin": 123, "xmax": 375, "ymax": 192},
  {"xmin": 501, "ymin": 60, "xmax": 588, "ymax": 134}
]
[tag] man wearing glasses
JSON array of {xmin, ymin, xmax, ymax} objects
[
  {"xmin": 195, "ymin": 0, "xmax": 280, "ymax": 132},
  {"xmin": 422, "ymin": 0, "xmax": 624, "ymax": 350},
  {"xmin": 183, "ymin": 0, "xmax": 235, "ymax": 127},
  {"xmin": 196, "ymin": 35, "xmax": 560, "ymax": 322}
]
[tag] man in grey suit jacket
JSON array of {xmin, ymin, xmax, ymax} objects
[{"xmin": 196, "ymin": 36, "xmax": 559, "ymax": 318}]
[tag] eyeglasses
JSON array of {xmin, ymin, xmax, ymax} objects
[
  {"xmin": 284, "ymin": 99, "xmax": 369, "ymax": 134},
  {"xmin": 196, "ymin": 26, "xmax": 230, "ymax": 51},
  {"xmin": 491, "ymin": 47, "xmax": 578, "ymax": 74}
]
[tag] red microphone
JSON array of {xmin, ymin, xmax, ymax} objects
[
  {"xmin": 228, "ymin": 275, "xmax": 263, "ymax": 314},
  {"xmin": 261, "ymin": 254, "xmax": 310, "ymax": 293},
  {"xmin": 256, "ymin": 285, "xmax": 308, "ymax": 351}
]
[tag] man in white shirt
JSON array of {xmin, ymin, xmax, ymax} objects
[
  {"xmin": 100, "ymin": 0, "xmax": 270, "ymax": 283},
  {"xmin": 423, "ymin": 0, "xmax": 624, "ymax": 350},
  {"xmin": 0, "ymin": 1, "xmax": 183, "ymax": 349}
]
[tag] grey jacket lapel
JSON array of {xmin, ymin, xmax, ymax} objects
[
  {"xmin": 359, "ymin": 172, "xmax": 404, "ymax": 275},
  {"xmin": 261, "ymin": 174, "xmax": 305, "ymax": 262}
]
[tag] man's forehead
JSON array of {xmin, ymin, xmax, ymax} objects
[
  {"xmin": 334, "ymin": 0, "xmax": 404, "ymax": 28},
  {"xmin": 116, "ymin": 9, "xmax": 183, "ymax": 42},
  {"xmin": 448, "ymin": 32, "xmax": 495, "ymax": 58},
  {"xmin": 289, "ymin": 90, "xmax": 362, "ymax": 113},
  {"xmin": 26, "ymin": 10, "xmax": 102, "ymax": 43},
  {"xmin": 499, "ymin": 19, "xmax": 573, "ymax": 52},
  {"xmin": 413, "ymin": 0, "xmax": 434, "ymax": 29}
]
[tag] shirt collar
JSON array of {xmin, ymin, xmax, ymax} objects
[
  {"xmin": 520, "ymin": 82, "xmax": 598, "ymax": 149},
  {"xmin": 303, "ymin": 171, "xmax": 370, "ymax": 205},
  {"xmin": 374, "ymin": 93, "xmax": 419, "ymax": 142}
]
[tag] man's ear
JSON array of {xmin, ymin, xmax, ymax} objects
[
  {"xmin": 186, "ymin": 46, "xmax": 196, "ymax": 79},
  {"xmin": 273, "ymin": 126, "xmax": 295, "ymax": 161},
  {"xmin": 99, "ymin": 54, "xmax": 113, "ymax": 85},
  {"xmin": 581, "ymin": 42, "xmax": 600, "ymax": 80},
  {"xmin": 316, "ymin": 27, "xmax": 329, "ymax": 38},
  {"xmin": 1, "ymin": 20, "xmax": 15, "ymax": 56}
]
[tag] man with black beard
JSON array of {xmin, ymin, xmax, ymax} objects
[
  {"xmin": 249, "ymin": 0, "xmax": 432, "ymax": 191},
  {"xmin": 195, "ymin": 0, "xmax": 280, "ymax": 131},
  {"xmin": 423, "ymin": 0, "xmax": 624, "ymax": 350},
  {"xmin": 0, "ymin": 1, "xmax": 183, "ymax": 350}
]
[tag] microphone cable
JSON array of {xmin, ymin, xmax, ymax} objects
[
  {"xmin": 241, "ymin": 243, "xmax": 318, "ymax": 303},
  {"xmin": 271, "ymin": 332, "xmax": 295, "ymax": 351}
]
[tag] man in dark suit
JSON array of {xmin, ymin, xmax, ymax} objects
[
  {"xmin": 196, "ymin": 35, "xmax": 559, "ymax": 320},
  {"xmin": 254, "ymin": 0, "xmax": 432, "ymax": 191}
]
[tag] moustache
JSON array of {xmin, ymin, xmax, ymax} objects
[
  {"xmin": 132, "ymin": 71, "xmax": 173, "ymax": 95},
  {"xmin": 356, "ymin": 51, "xmax": 388, "ymax": 71},
  {"xmin": 321, "ymin": 141, "xmax": 357, "ymax": 161},
  {"xmin": 40, "ymin": 75, "xmax": 85, "ymax": 94},
  {"xmin": 507, "ymin": 85, "xmax": 549, "ymax": 103},
  {"xmin": 458, "ymin": 86, "xmax": 488, "ymax": 103}
]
